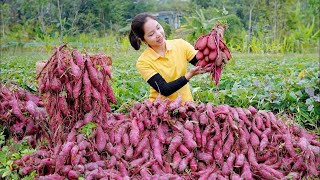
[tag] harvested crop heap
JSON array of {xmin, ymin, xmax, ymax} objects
[
  {"xmin": 12, "ymin": 96, "xmax": 320, "ymax": 179},
  {"xmin": 1, "ymin": 45, "xmax": 319, "ymax": 179},
  {"xmin": 37, "ymin": 44, "xmax": 115, "ymax": 144},
  {"xmin": 0, "ymin": 84, "xmax": 47, "ymax": 145},
  {"xmin": 194, "ymin": 24, "xmax": 231, "ymax": 86}
]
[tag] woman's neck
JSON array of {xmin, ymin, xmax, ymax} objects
[{"xmin": 151, "ymin": 42, "xmax": 166, "ymax": 56}]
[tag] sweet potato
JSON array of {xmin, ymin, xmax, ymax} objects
[
  {"xmin": 178, "ymin": 152, "xmax": 194, "ymax": 172},
  {"xmin": 72, "ymin": 50, "xmax": 85, "ymax": 69},
  {"xmin": 207, "ymin": 34, "xmax": 217, "ymax": 50},
  {"xmin": 168, "ymin": 135, "xmax": 182, "ymax": 155},
  {"xmin": 69, "ymin": 58, "xmax": 82, "ymax": 79},
  {"xmin": 83, "ymin": 70, "xmax": 92, "ymax": 112},
  {"xmin": 184, "ymin": 120, "xmax": 194, "ymax": 132},
  {"xmin": 282, "ymin": 133, "xmax": 297, "ymax": 157},
  {"xmin": 247, "ymin": 145, "xmax": 258, "ymax": 167},
  {"xmin": 130, "ymin": 157, "xmax": 146, "ymax": 168},
  {"xmin": 121, "ymin": 132, "xmax": 130, "ymax": 146},
  {"xmin": 132, "ymin": 131, "xmax": 150, "ymax": 158},
  {"xmin": 86, "ymin": 57, "xmax": 103, "ymax": 91},
  {"xmin": 198, "ymin": 169, "xmax": 214, "ymax": 180},
  {"xmin": 150, "ymin": 130, "xmax": 163, "ymax": 165},
  {"xmin": 20, "ymin": 166, "xmax": 33, "ymax": 176},
  {"xmin": 183, "ymin": 129, "xmax": 197, "ymax": 150},
  {"xmin": 72, "ymin": 78, "xmax": 83, "ymax": 99},
  {"xmin": 124, "ymin": 145, "xmax": 134, "ymax": 160},
  {"xmin": 10, "ymin": 98, "xmax": 27, "ymax": 122},
  {"xmin": 83, "ymin": 111, "xmax": 95, "ymax": 124},
  {"xmin": 230, "ymin": 173, "xmax": 241, "ymax": 180},
  {"xmin": 118, "ymin": 161, "xmax": 128, "ymax": 177},
  {"xmin": 50, "ymin": 77, "xmax": 62, "ymax": 92},
  {"xmin": 151, "ymin": 163, "xmax": 165, "ymax": 175},
  {"xmin": 95, "ymin": 125, "xmax": 106, "ymax": 152},
  {"xmin": 235, "ymin": 153, "xmax": 245, "ymax": 167},
  {"xmin": 178, "ymin": 144, "xmax": 190, "ymax": 155},
  {"xmin": 197, "ymin": 152, "xmax": 213, "ymax": 164},
  {"xmin": 208, "ymin": 50, "xmax": 218, "ymax": 61},
  {"xmin": 163, "ymin": 162, "xmax": 173, "ymax": 175},
  {"xmin": 195, "ymin": 35, "xmax": 209, "ymax": 50},
  {"xmin": 205, "ymin": 137, "xmax": 215, "ymax": 153},
  {"xmin": 203, "ymin": 47, "xmax": 210, "ymax": 56},
  {"xmin": 190, "ymin": 158, "xmax": 198, "ymax": 172},
  {"xmin": 222, "ymin": 131, "xmax": 234, "ymax": 157},
  {"xmin": 260, "ymin": 164, "xmax": 285, "ymax": 179},
  {"xmin": 139, "ymin": 168, "xmax": 151, "ymax": 178},
  {"xmin": 201, "ymin": 125, "xmax": 212, "ymax": 150},
  {"xmin": 68, "ymin": 170, "xmax": 79, "ymax": 180},
  {"xmin": 241, "ymin": 162, "xmax": 253, "ymax": 180},
  {"xmin": 215, "ymin": 56, "xmax": 223, "ymax": 66},
  {"xmin": 259, "ymin": 134, "xmax": 268, "ymax": 151},
  {"xmin": 213, "ymin": 140, "xmax": 223, "ymax": 164},
  {"xmin": 59, "ymin": 142, "xmax": 74, "ymax": 156},
  {"xmin": 196, "ymin": 59, "xmax": 209, "ymax": 68},
  {"xmin": 171, "ymin": 152, "xmax": 181, "ymax": 170},
  {"xmin": 193, "ymin": 122, "xmax": 202, "ymax": 146},
  {"xmin": 25, "ymin": 100, "xmax": 37, "ymax": 117},
  {"xmin": 239, "ymin": 128, "xmax": 249, "ymax": 154},
  {"xmin": 196, "ymin": 51, "xmax": 204, "ymax": 60},
  {"xmin": 129, "ymin": 117, "xmax": 140, "ymax": 146}
]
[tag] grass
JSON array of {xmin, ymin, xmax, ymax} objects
[{"xmin": 0, "ymin": 45, "xmax": 319, "ymax": 134}]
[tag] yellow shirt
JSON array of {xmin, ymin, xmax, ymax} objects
[{"xmin": 136, "ymin": 39, "xmax": 197, "ymax": 103}]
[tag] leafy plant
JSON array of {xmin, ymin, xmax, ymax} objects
[
  {"xmin": 79, "ymin": 122, "xmax": 97, "ymax": 138},
  {"xmin": 0, "ymin": 135, "xmax": 37, "ymax": 180}
]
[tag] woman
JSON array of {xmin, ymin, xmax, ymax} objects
[{"xmin": 129, "ymin": 13, "xmax": 204, "ymax": 103}]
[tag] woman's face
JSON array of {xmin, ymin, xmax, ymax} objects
[{"xmin": 143, "ymin": 17, "xmax": 165, "ymax": 48}]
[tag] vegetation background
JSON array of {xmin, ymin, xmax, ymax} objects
[{"xmin": 1, "ymin": 0, "xmax": 319, "ymax": 52}]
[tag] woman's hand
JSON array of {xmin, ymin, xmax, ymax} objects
[{"xmin": 185, "ymin": 66, "xmax": 206, "ymax": 80}]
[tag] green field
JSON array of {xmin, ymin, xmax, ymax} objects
[{"xmin": 1, "ymin": 46, "xmax": 319, "ymax": 134}]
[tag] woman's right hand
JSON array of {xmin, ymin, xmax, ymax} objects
[{"xmin": 185, "ymin": 66, "xmax": 206, "ymax": 80}]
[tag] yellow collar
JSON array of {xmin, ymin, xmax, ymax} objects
[{"xmin": 146, "ymin": 40, "xmax": 173, "ymax": 60}]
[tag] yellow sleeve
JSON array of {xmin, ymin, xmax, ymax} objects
[
  {"xmin": 136, "ymin": 59, "xmax": 157, "ymax": 82},
  {"xmin": 178, "ymin": 39, "xmax": 197, "ymax": 62}
]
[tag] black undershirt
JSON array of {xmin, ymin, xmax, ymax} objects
[{"xmin": 146, "ymin": 56, "xmax": 198, "ymax": 96}]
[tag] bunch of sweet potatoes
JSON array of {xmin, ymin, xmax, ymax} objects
[{"xmin": 194, "ymin": 24, "xmax": 231, "ymax": 86}]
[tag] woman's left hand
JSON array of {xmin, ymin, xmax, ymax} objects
[{"xmin": 185, "ymin": 66, "xmax": 206, "ymax": 80}]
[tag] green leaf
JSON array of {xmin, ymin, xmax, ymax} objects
[
  {"xmin": 2, "ymin": 168, "xmax": 12, "ymax": 178},
  {"xmin": 288, "ymin": 92, "xmax": 298, "ymax": 102},
  {"xmin": 79, "ymin": 122, "xmax": 97, "ymax": 138},
  {"xmin": 6, "ymin": 160, "xmax": 13, "ymax": 166}
]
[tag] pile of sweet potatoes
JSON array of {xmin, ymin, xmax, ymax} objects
[
  {"xmin": 0, "ymin": 84, "xmax": 47, "ymax": 145},
  {"xmin": 14, "ymin": 96, "xmax": 320, "ymax": 179},
  {"xmin": 37, "ymin": 44, "xmax": 116, "ymax": 144}
]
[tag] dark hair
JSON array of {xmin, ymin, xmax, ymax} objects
[{"xmin": 129, "ymin": 13, "xmax": 156, "ymax": 50}]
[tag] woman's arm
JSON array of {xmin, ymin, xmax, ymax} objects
[
  {"xmin": 146, "ymin": 55, "xmax": 201, "ymax": 97},
  {"xmin": 147, "ymin": 74, "xmax": 188, "ymax": 96},
  {"xmin": 189, "ymin": 55, "xmax": 198, "ymax": 66}
]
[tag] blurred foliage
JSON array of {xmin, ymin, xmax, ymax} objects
[{"xmin": 1, "ymin": 0, "xmax": 319, "ymax": 53}]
